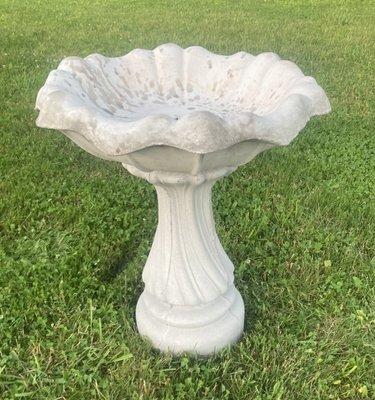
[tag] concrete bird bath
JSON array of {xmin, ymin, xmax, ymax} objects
[{"xmin": 36, "ymin": 43, "xmax": 330, "ymax": 355}]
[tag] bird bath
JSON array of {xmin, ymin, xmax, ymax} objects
[{"xmin": 36, "ymin": 43, "xmax": 330, "ymax": 355}]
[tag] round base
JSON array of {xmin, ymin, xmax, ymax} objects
[{"xmin": 136, "ymin": 286, "xmax": 244, "ymax": 355}]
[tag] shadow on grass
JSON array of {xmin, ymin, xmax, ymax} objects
[{"xmin": 99, "ymin": 239, "xmax": 143, "ymax": 283}]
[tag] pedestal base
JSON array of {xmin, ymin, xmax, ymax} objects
[
  {"xmin": 136, "ymin": 285, "xmax": 244, "ymax": 355},
  {"xmin": 124, "ymin": 163, "xmax": 244, "ymax": 355}
]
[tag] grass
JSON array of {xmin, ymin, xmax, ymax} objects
[{"xmin": 0, "ymin": 0, "xmax": 374, "ymax": 398}]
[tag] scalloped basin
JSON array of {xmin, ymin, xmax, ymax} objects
[{"xmin": 36, "ymin": 43, "xmax": 330, "ymax": 158}]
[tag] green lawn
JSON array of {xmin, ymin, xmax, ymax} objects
[{"xmin": 1, "ymin": 0, "xmax": 374, "ymax": 399}]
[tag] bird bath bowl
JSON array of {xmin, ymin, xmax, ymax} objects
[{"xmin": 36, "ymin": 43, "xmax": 330, "ymax": 355}]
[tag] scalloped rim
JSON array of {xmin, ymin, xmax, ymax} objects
[{"xmin": 35, "ymin": 43, "xmax": 331, "ymax": 156}]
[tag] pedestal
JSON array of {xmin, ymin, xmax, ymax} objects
[{"xmin": 124, "ymin": 164, "xmax": 244, "ymax": 355}]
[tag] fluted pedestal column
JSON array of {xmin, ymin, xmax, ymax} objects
[{"xmin": 124, "ymin": 164, "xmax": 244, "ymax": 355}]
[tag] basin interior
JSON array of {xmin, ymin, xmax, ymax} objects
[
  {"xmin": 104, "ymin": 95, "xmax": 252, "ymax": 121},
  {"xmin": 74, "ymin": 74, "xmax": 288, "ymax": 121},
  {"xmin": 59, "ymin": 49, "xmax": 305, "ymax": 122}
]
